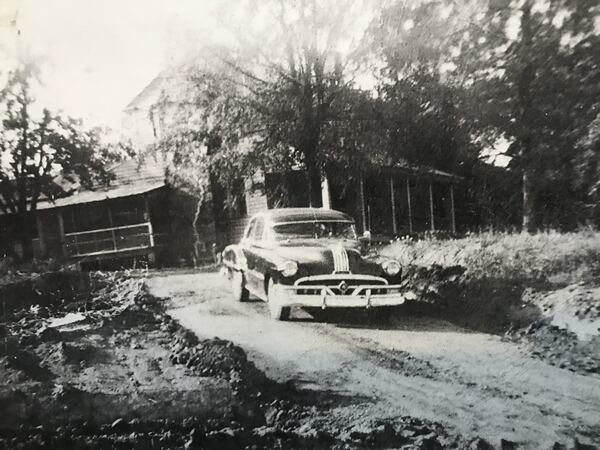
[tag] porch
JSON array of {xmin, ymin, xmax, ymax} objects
[
  {"xmin": 327, "ymin": 166, "xmax": 461, "ymax": 238},
  {"xmin": 242, "ymin": 164, "xmax": 461, "ymax": 241},
  {"xmin": 33, "ymin": 193, "xmax": 159, "ymax": 268}
]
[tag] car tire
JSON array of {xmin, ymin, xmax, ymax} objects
[
  {"xmin": 267, "ymin": 278, "xmax": 290, "ymax": 321},
  {"xmin": 231, "ymin": 269, "xmax": 249, "ymax": 302}
]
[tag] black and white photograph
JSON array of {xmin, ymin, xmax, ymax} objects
[{"xmin": 0, "ymin": 0, "xmax": 599, "ymax": 448}]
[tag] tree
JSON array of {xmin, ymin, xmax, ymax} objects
[
  {"xmin": 575, "ymin": 113, "xmax": 600, "ymax": 224},
  {"xmin": 150, "ymin": 0, "xmax": 378, "ymax": 209},
  {"xmin": 364, "ymin": 2, "xmax": 483, "ymax": 186},
  {"xmin": 0, "ymin": 64, "xmax": 116, "ymax": 258},
  {"xmin": 368, "ymin": 0, "xmax": 600, "ymax": 230},
  {"xmin": 472, "ymin": 0, "xmax": 600, "ymax": 230}
]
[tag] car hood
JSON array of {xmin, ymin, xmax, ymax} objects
[{"xmin": 274, "ymin": 239, "xmax": 382, "ymax": 277}]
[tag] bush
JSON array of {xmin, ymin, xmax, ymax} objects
[{"xmin": 381, "ymin": 230, "xmax": 600, "ymax": 284}]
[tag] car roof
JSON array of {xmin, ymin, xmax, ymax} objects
[{"xmin": 261, "ymin": 208, "xmax": 354, "ymax": 224}]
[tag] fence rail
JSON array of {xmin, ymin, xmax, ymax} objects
[{"xmin": 63, "ymin": 222, "xmax": 154, "ymax": 257}]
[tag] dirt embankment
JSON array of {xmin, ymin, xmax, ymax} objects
[
  {"xmin": 0, "ymin": 272, "xmax": 499, "ymax": 449},
  {"xmin": 389, "ymin": 258, "xmax": 600, "ymax": 376}
]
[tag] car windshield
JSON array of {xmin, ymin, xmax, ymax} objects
[{"xmin": 271, "ymin": 221, "xmax": 357, "ymax": 240}]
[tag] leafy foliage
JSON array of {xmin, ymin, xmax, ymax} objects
[
  {"xmin": 368, "ymin": 0, "xmax": 600, "ymax": 230},
  {"xmin": 0, "ymin": 64, "xmax": 123, "ymax": 257},
  {"xmin": 471, "ymin": 0, "xmax": 600, "ymax": 229},
  {"xmin": 382, "ymin": 230, "xmax": 600, "ymax": 284},
  {"xmin": 576, "ymin": 113, "xmax": 600, "ymax": 223},
  {"xmin": 151, "ymin": 0, "xmax": 600, "ymax": 231},
  {"xmin": 0, "ymin": 65, "xmax": 119, "ymax": 215},
  {"xmin": 151, "ymin": 0, "xmax": 382, "ymax": 208}
]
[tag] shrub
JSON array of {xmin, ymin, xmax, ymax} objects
[{"xmin": 381, "ymin": 230, "xmax": 600, "ymax": 284}]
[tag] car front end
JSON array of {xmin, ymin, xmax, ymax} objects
[{"xmin": 270, "ymin": 272, "xmax": 406, "ymax": 309}]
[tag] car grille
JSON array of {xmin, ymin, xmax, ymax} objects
[{"xmin": 295, "ymin": 277, "xmax": 387, "ymax": 296}]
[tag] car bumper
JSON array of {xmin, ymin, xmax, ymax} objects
[{"xmin": 272, "ymin": 284, "xmax": 406, "ymax": 309}]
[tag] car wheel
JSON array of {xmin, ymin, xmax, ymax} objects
[
  {"xmin": 267, "ymin": 278, "xmax": 290, "ymax": 321},
  {"xmin": 230, "ymin": 269, "xmax": 249, "ymax": 302}
]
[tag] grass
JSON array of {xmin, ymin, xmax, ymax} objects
[{"xmin": 381, "ymin": 230, "xmax": 600, "ymax": 285}]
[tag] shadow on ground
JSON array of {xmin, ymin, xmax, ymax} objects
[{"xmin": 303, "ymin": 303, "xmax": 469, "ymax": 333}]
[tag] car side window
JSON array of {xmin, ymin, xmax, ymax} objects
[
  {"xmin": 253, "ymin": 217, "xmax": 265, "ymax": 242},
  {"xmin": 244, "ymin": 218, "xmax": 256, "ymax": 240}
]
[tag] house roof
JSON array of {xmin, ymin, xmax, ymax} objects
[
  {"xmin": 382, "ymin": 159, "xmax": 462, "ymax": 183},
  {"xmin": 267, "ymin": 158, "xmax": 461, "ymax": 183},
  {"xmin": 123, "ymin": 74, "xmax": 167, "ymax": 112},
  {"xmin": 36, "ymin": 158, "xmax": 167, "ymax": 210}
]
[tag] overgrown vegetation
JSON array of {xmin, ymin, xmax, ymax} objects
[
  {"xmin": 148, "ymin": 0, "xmax": 600, "ymax": 232},
  {"xmin": 382, "ymin": 230, "xmax": 600, "ymax": 285}
]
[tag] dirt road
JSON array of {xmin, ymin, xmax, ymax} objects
[{"xmin": 147, "ymin": 272, "xmax": 600, "ymax": 449}]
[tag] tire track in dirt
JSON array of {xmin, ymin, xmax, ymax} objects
[{"xmin": 149, "ymin": 272, "xmax": 600, "ymax": 449}]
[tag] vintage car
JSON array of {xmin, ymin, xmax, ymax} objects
[{"xmin": 221, "ymin": 208, "xmax": 406, "ymax": 320}]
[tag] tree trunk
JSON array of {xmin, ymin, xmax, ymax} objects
[
  {"xmin": 518, "ymin": 0, "xmax": 535, "ymax": 232},
  {"xmin": 522, "ymin": 170, "xmax": 533, "ymax": 232},
  {"xmin": 304, "ymin": 153, "xmax": 322, "ymax": 208},
  {"xmin": 192, "ymin": 197, "xmax": 204, "ymax": 267}
]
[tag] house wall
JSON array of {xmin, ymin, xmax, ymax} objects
[
  {"xmin": 244, "ymin": 171, "xmax": 268, "ymax": 216},
  {"xmin": 225, "ymin": 217, "xmax": 249, "ymax": 246},
  {"xmin": 121, "ymin": 107, "xmax": 158, "ymax": 152}
]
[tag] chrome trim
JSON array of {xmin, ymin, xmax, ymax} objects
[
  {"xmin": 331, "ymin": 246, "xmax": 350, "ymax": 273},
  {"xmin": 272, "ymin": 220, "xmax": 354, "ymax": 226},
  {"xmin": 294, "ymin": 274, "xmax": 388, "ymax": 286},
  {"xmin": 285, "ymin": 284, "xmax": 401, "ymax": 297},
  {"xmin": 275, "ymin": 283, "xmax": 406, "ymax": 308}
]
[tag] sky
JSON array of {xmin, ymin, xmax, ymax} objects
[
  {"xmin": 0, "ymin": 0, "xmax": 222, "ymax": 128},
  {"xmin": 0, "ymin": 0, "xmax": 517, "ymax": 167}
]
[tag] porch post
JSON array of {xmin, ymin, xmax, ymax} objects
[
  {"xmin": 390, "ymin": 176, "xmax": 397, "ymax": 235},
  {"xmin": 429, "ymin": 180, "xmax": 435, "ymax": 232},
  {"xmin": 145, "ymin": 195, "xmax": 155, "ymax": 248},
  {"xmin": 359, "ymin": 173, "xmax": 367, "ymax": 233},
  {"xmin": 406, "ymin": 178, "xmax": 413, "ymax": 234},
  {"xmin": 321, "ymin": 175, "xmax": 331, "ymax": 210},
  {"xmin": 450, "ymin": 183, "xmax": 456, "ymax": 234},
  {"xmin": 57, "ymin": 210, "xmax": 66, "ymax": 257},
  {"xmin": 107, "ymin": 204, "xmax": 117, "ymax": 251},
  {"xmin": 35, "ymin": 213, "xmax": 46, "ymax": 257}
]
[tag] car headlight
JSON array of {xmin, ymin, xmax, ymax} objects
[
  {"xmin": 280, "ymin": 260, "xmax": 298, "ymax": 277},
  {"xmin": 382, "ymin": 260, "xmax": 401, "ymax": 276}
]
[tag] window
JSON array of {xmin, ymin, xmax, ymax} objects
[
  {"xmin": 272, "ymin": 221, "xmax": 356, "ymax": 240},
  {"xmin": 252, "ymin": 217, "xmax": 265, "ymax": 241}
]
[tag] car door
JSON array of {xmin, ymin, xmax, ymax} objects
[
  {"xmin": 239, "ymin": 217, "xmax": 256, "ymax": 280},
  {"xmin": 241, "ymin": 216, "xmax": 265, "ymax": 296}
]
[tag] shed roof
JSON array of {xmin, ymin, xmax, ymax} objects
[{"xmin": 36, "ymin": 158, "xmax": 166, "ymax": 210}]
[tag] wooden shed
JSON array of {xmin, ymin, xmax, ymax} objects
[{"xmin": 32, "ymin": 159, "xmax": 168, "ymax": 269}]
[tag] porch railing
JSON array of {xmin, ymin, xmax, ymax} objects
[{"xmin": 63, "ymin": 222, "xmax": 154, "ymax": 258}]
